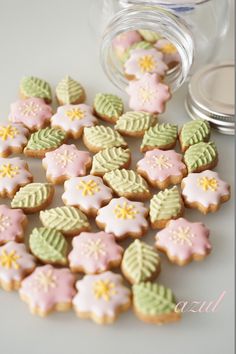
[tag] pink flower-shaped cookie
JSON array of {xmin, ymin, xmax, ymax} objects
[
  {"xmin": 112, "ymin": 31, "xmax": 142, "ymax": 57},
  {"xmin": 137, "ymin": 149, "xmax": 187, "ymax": 189},
  {"xmin": 73, "ymin": 271, "xmax": 131, "ymax": 324},
  {"xmin": 0, "ymin": 205, "xmax": 27, "ymax": 245},
  {"xmin": 181, "ymin": 170, "xmax": 230, "ymax": 214},
  {"xmin": 42, "ymin": 144, "xmax": 92, "ymax": 184},
  {"xmin": 9, "ymin": 98, "xmax": 52, "ymax": 131},
  {"xmin": 0, "ymin": 241, "xmax": 36, "ymax": 291},
  {"xmin": 19, "ymin": 264, "xmax": 76, "ymax": 316},
  {"xmin": 0, "ymin": 123, "xmax": 29, "ymax": 157},
  {"xmin": 96, "ymin": 197, "xmax": 148, "ymax": 240},
  {"xmin": 68, "ymin": 231, "xmax": 123, "ymax": 274},
  {"xmin": 155, "ymin": 39, "xmax": 181, "ymax": 67},
  {"xmin": 155, "ymin": 218, "xmax": 211, "ymax": 266},
  {"xmin": 62, "ymin": 175, "xmax": 113, "ymax": 216},
  {"xmin": 51, "ymin": 104, "xmax": 98, "ymax": 138},
  {"xmin": 0, "ymin": 157, "xmax": 33, "ymax": 198},
  {"xmin": 124, "ymin": 48, "xmax": 168, "ymax": 79},
  {"xmin": 126, "ymin": 73, "xmax": 171, "ymax": 113}
]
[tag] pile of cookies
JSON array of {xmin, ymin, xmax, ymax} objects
[{"xmin": 0, "ymin": 74, "xmax": 230, "ymax": 325}]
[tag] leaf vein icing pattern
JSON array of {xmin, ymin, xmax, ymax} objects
[
  {"xmin": 94, "ymin": 93, "xmax": 123, "ymax": 119},
  {"xmin": 184, "ymin": 141, "xmax": 217, "ymax": 172},
  {"xmin": 115, "ymin": 111, "xmax": 157, "ymax": 133},
  {"xmin": 141, "ymin": 123, "xmax": 178, "ymax": 149},
  {"xmin": 150, "ymin": 186, "xmax": 182, "ymax": 222},
  {"xmin": 180, "ymin": 119, "xmax": 210, "ymax": 148},
  {"xmin": 91, "ymin": 147, "xmax": 130, "ymax": 175},
  {"xmin": 83, "ymin": 126, "xmax": 127, "ymax": 149},
  {"xmin": 11, "ymin": 183, "xmax": 54, "ymax": 209},
  {"xmin": 26, "ymin": 127, "xmax": 66, "ymax": 150}
]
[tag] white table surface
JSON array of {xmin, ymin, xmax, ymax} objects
[{"xmin": 0, "ymin": 1, "xmax": 234, "ymax": 354}]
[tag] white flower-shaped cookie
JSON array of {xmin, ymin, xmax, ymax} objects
[{"xmin": 0, "ymin": 123, "xmax": 29, "ymax": 157}]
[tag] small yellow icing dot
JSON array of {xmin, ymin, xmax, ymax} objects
[
  {"xmin": 170, "ymin": 227, "xmax": 194, "ymax": 246},
  {"xmin": 0, "ymin": 249, "xmax": 20, "ymax": 269},
  {"xmin": 138, "ymin": 55, "xmax": 156, "ymax": 73},
  {"xmin": 0, "ymin": 164, "xmax": 19, "ymax": 178},
  {"xmin": 77, "ymin": 180, "xmax": 100, "ymax": 196},
  {"xmin": 20, "ymin": 101, "xmax": 40, "ymax": 116},
  {"xmin": 66, "ymin": 108, "xmax": 85, "ymax": 121},
  {"xmin": 82, "ymin": 239, "xmax": 106, "ymax": 260},
  {"xmin": 114, "ymin": 202, "xmax": 138, "ymax": 220},
  {"xmin": 93, "ymin": 279, "xmax": 116, "ymax": 301},
  {"xmin": 162, "ymin": 43, "xmax": 177, "ymax": 54},
  {"xmin": 0, "ymin": 213, "xmax": 11, "ymax": 232},
  {"xmin": 138, "ymin": 86, "xmax": 155, "ymax": 104},
  {"xmin": 35, "ymin": 270, "xmax": 57, "ymax": 293},
  {"xmin": 198, "ymin": 177, "xmax": 218, "ymax": 192},
  {"xmin": 148, "ymin": 155, "xmax": 172, "ymax": 169},
  {"xmin": 0, "ymin": 125, "xmax": 18, "ymax": 141}
]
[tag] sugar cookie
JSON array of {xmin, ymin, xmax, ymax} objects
[
  {"xmin": 56, "ymin": 75, "xmax": 85, "ymax": 105},
  {"xmin": 184, "ymin": 141, "xmax": 218, "ymax": 173},
  {"xmin": 115, "ymin": 111, "xmax": 157, "ymax": 137},
  {"xmin": 112, "ymin": 31, "xmax": 142, "ymax": 59},
  {"xmin": 0, "ymin": 123, "xmax": 29, "ymax": 157},
  {"xmin": 155, "ymin": 39, "xmax": 181, "ymax": 68},
  {"xmin": 138, "ymin": 30, "xmax": 161, "ymax": 42},
  {"xmin": 94, "ymin": 93, "xmax": 124, "ymax": 123},
  {"xmin": 141, "ymin": 123, "xmax": 178, "ymax": 152},
  {"xmin": 19, "ymin": 76, "xmax": 52, "ymax": 103},
  {"xmin": 179, "ymin": 119, "xmax": 211, "ymax": 152},
  {"xmin": 0, "ymin": 205, "xmax": 27, "ymax": 245}
]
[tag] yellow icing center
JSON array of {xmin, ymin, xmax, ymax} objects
[
  {"xmin": 20, "ymin": 101, "xmax": 40, "ymax": 116},
  {"xmin": 0, "ymin": 249, "xmax": 20, "ymax": 269},
  {"xmin": 77, "ymin": 180, "xmax": 100, "ymax": 196},
  {"xmin": 138, "ymin": 86, "xmax": 155, "ymax": 103},
  {"xmin": 0, "ymin": 125, "xmax": 18, "ymax": 141},
  {"xmin": 82, "ymin": 239, "xmax": 106, "ymax": 260},
  {"xmin": 114, "ymin": 202, "xmax": 138, "ymax": 219},
  {"xmin": 198, "ymin": 177, "xmax": 218, "ymax": 192},
  {"xmin": 0, "ymin": 164, "xmax": 19, "ymax": 178},
  {"xmin": 138, "ymin": 55, "xmax": 156, "ymax": 73},
  {"xmin": 148, "ymin": 155, "xmax": 172, "ymax": 169},
  {"xmin": 162, "ymin": 43, "xmax": 177, "ymax": 54},
  {"xmin": 55, "ymin": 150, "xmax": 75, "ymax": 168},
  {"xmin": 35, "ymin": 270, "xmax": 57, "ymax": 293},
  {"xmin": 0, "ymin": 214, "xmax": 11, "ymax": 232},
  {"xmin": 66, "ymin": 108, "xmax": 85, "ymax": 121},
  {"xmin": 93, "ymin": 279, "xmax": 116, "ymax": 301},
  {"xmin": 170, "ymin": 227, "xmax": 194, "ymax": 246}
]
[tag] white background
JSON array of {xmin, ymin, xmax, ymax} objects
[{"xmin": 0, "ymin": 1, "xmax": 234, "ymax": 354}]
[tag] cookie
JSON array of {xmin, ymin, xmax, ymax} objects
[
  {"xmin": 133, "ymin": 282, "xmax": 181, "ymax": 324},
  {"xmin": 0, "ymin": 241, "xmax": 36, "ymax": 291},
  {"xmin": 150, "ymin": 186, "xmax": 184, "ymax": 229},
  {"xmin": 155, "ymin": 218, "xmax": 211, "ymax": 266},
  {"xmin": 93, "ymin": 93, "xmax": 124, "ymax": 124},
  {"xmin": 42, "ymin": 144, "xmax": 92, "ymax": 184},
  {"xmin": 29, "ymin": 227, "xmax": 68, "ymax": 265},
  {"xmin": 11, "ymin": 182, "xmax": 54, "ymax": 213},
  {"xmin": 55, "ymin": 75, "xmax": 85, "ymax": 105},
  {"xmin": 0, "ymin": 123, "xmax": 29, "ymax": 157},
  {"xmin": 179, "ymin": 119, "xmax": 211, "ymax": 152},
  {"xmin": 0, "ymin": 157, "xmax": 33, "ymax": 198},
  {"xmin": 68, "ymin": 231, "xmax": 123, "ymax": 274},
  {"xmin": 83, "ymin": 126, "xmax": 127, "ymax": 153},
  {"xmin": 73, "ymin": 271, "xmax": 131, "ymax": 324},
  {"xmin": 0, "ymin": 205, "xmax": 27, "ymax": 245},
  {"xmin": 91, "ymin": 147, "xmax": 131, "ymax": 176},
  {"xmin": 121, "ymin": 240, "xmax": 161, "ymax": 284},
  {"xmin": 9, "ymin": 98, "xmax": 52, "ymax": 131},
  {"xmin": 103, "ymin": 169, "xmax": 151, "ymax": 200},
  {"xmin": 51, "ymin": 104, "xmax": 98, "ymax": 138},
  {"xmin": 122, "ymin": 41, "xmax": 153, "ymax": 63},
  {"xmin": 62, "ymin": 175, "xmax": 113, "ymax": 217},
  {"xmin": 124, "ymin": 48, "xmax": 168, "ymax": 80},
  {"xmin": 19, "ymin": 76, "xmax": 52, "ymax": 103},
  {"xmin": 181, "ymin": 170, "xmax": 230, "ymax": 214},
  {"xmin": 126, "ymin": 73, "xmax": 171, "ymax": 114},
  {"xmin": 96, "ymin": 197, "xmax": 149, "ymax": 240},
  {"xmin": 138, "ymin": 30, "xmax": 161, "ymax": 42},
  {"xmin": 112, "ymin": 31, "xmax": 142, "ymax": 59},
  {"xmin": 114, "ymin": 111, "xmax": 157, "ymax": 137},
  {"xmin": 140, "ymin": 123, "xmax": 178, "ymax": 152},
  {"xmin": 40, "ymin": 206, "xmax": 90, "ymax": 236},
  {"xmin": 155, "ymin": 39, "xmax": 181, "ymax": 68},
  {"xmin": 19, "ymin": 265, "xmax": 76, "ymax": 316},
  {"xmin": 184, "ymin": 141, "xmax": 218, "ymax": 173},
  {"xmin": 24, "ymin": 127, "xmax": 66, "ymax": 158}
]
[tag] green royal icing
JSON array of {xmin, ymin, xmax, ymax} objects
[
  {"xmin": 11, "ymin": 183, "xmax": 54, "ymax": 209},
  {"xmin": 29, "ymin": 227, "xmax": 68, "ymax": 265},
  {"xmin": 180, "ymin": 119, "xmax": 210, "ymax": 149},
  {"xmin": 184, "ymin": 141, "xmax": 217, "ymax": 172},
  {"xmin": 25, "ymin": 127, "xmax": 66, "ymax": 151},
  {"xmin": 122, "ymin": 240, "xmax": 160, "ymax": 284},
  {"xmin": 115, "ymin": 111, "xmax": 157, "ymax": 135},
  {"xmin": 94, "ymin": 93, "xmax": 123, "ymax": 120},
  {"xmin": 20, "ymin": 76, "xmax": 52, "ymax": 102},
  {"xmin": 56, "ymin": 75, "xmax": 84, "ymax": 104},
  {"xmin": 83, "ymin": 126, "xmax": 127, "ymax": 150},
  {"xmin": 141, "ymin": 123, "xmax": 178, "ymax": 150},
  {"xmin": 138, "ymin": 29, "xmax": 162, "ymax": 42},
  {"xmin": 91, "ymin": 147, "xmax": 131, "ymax": 175},
  {"xmin": 133, "ymin": 282, "xmax": 177, "ymax": 316},
  {"xmin": 122, "ymin": 41, "xmax": 153, "ymax": 63}
]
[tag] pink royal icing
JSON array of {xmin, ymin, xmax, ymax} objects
[
  {"xmin": 0, "ymin": 123, "xmax": 29, "ymax": 156},
  {"xmin": 126, "ymin": 73, "xmax": 171, "ymax": 113},
  {"xmin": 112, "ymin": 31, "xmax": 142, "ymax": 56},
  {"xmin": 0, "ymin": 205, "xmax": 27, "ymax": 245},
  {"xmin": 68, "ymin": 231, "xmax": 123, "ymax": 274},
  {"xmin": 155, "ymin": 39, "xmax": 181, "ymax": 66},
  {"xmin": 9, "ymin": 98, "xmax": 52, "ymax": 131}
]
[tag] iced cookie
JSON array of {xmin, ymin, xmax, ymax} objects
[
  {"xmin": 29, "ymin": 227, "xmax": 68, "ymax": 265},
  {"xmin": 19, "ymin": 265, "xmax": 76, "ymax": 316},
  {"xmin": 51, "ymin": 104, "xmax": 98, "ymax": 138},
  {"xmin": 141, "ymin": 123, "xmax": 178, "ymax": 152},
  {"xmin": 121, "ymin": 240, "xmax": 161, "ymax": 284},
  {"xmin": 155, "ymin": 39, "xmax": 181, "ymax": 68},
  {"xmin": 124, "ymin": 48, "xmax": 168, "ymax": 80},
  {"xmin": 122, "ymin": 41, "xmax": 153, "ymax": 63},
  {"xmin": 179, "ymin": 119, "xmax": 211, "ymax": 152},
  {"xmin": 96, "ymin": 197, "xmax": 149, "ymax": 240},
  {"xmin": 40, "ymin": 206, "xmax": 90, "ymax": 236},
  {"xmin": 56, "ymin": 75, "xmax": 85, "ymax": 105},
  {"xmin": 68, "ymin": 231, "xmax": 123, "ymax": 274},
  {"xmin": 0, "ymin": 123, "xmax": 29, "ymax": 157},
  {"xmin": 138, "ymin": 29, "xmax": 161, "ymax": 42},
  {"xmin": 112, "ymin": 31, "xmax": 142, "ymax": 59},
  {"xmin": 83, "ymin": 126, "xmax": 127, "ymax": 153},
  {"xmin": 126, "ymin": 73, "xmax": 171, "ymax": 114},
  {"xmin": 103, "ymin": 169, "xmax": 151, "ymax": 200},
  {"xmin": 150, "ymin": 186, "xmax": 184, "ymax": 229},
  {"xmin": 93, "ymin": 93, "xmax": 124, "ymax": 123},
  {"xmin": 0, "ymin": 241, "xmax": 36, "ymax": 291},
  {"xmin": 19, "ymin": 76, "xmax": 52, "ymax": 103},
  {"xmin": 0, "ymin": 157, "xmax": 33, "ymax": 198},
  {"xmin": 184, "ymin": 141, "xmax": 218, "ymax": 173},
  {"xmin": 24, "ymin": 127, "xmax": 66, "ymax": 158},
  {"xmin": 137, "ymin": 149, "xmax": 187, "ymax": 189},
  {"xmin": 73, "ymin": 271, "xmax": 131, "ymax": 324},
  {"xmin": 133, "ymin": 282, "xmax": 181, "ymax": 324},
  {"xmin": 9, "ymin": 98, "xmax": 52, "ymax": 131},
  {"xmin": 114, "ymin": 111, "xmax": 157, "ymax": 137},
  {"xmin": 181, "ymin": 170, "xmax": 230, "ymax": 214},
  {"xmin": 0, "ymin": 205, "xmax": 27, "ymax": 245},
  {"xmin": 11, "ymin": 183, "xmax": 54, "ymax": 213},
  {"xmin": 155, "ymin": 218, "xmax": 211, "ymax": 266},
  {"xmin": 62, "ymin": 175, "xmax": 113, "ymax": 216},
  {"xmin": 91, "ymin": 147, "xmax": 131, "ymax": 176},
  {"xmin": 42, "ymin": 144, "xmax": 92, "ymax": 184}
]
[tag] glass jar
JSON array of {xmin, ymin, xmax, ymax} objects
[{"xmin": 91, "ymin": 0, "xmax": 230, "ymax": 92}]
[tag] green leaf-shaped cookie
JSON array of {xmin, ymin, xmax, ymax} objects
[
  {"xmin": 94, "ymin": 93, "xmax": 123, "ymax": 122},
  {"xmin": 83, "ymin": 126, "xmax": 127, "ymax": 152},
  {"xmin": 122, "ymin": 240, "xmax": 161, "ymax": 284},
  {"xmin": 56, "ymin": 75, "xmax": 85, "ymax": 104},
  {"xmin": 138, "ymin": 29, "xmax": 162, "ymax": 42},
  {"xmin": 40, "ymin": 206, "xmax": 90, "ymax": 236},
  {"xmin": 115, "ymin": 111, "xmax": 157, "ymax": 137},
  {"xmin": 141, "ymin": 123, "xmax": 178, "ymax": 152},
  {"xmin": 29, "ymin": 227, "xmax": 68, "ymax": 265},
  {"xmin": 20, "ymin": 76, "xmax": 52, "ymax": 103},
  {"xmin": 184, "ymin": 141, "xmax": 218, "ymax": 173},
  {"xmin": 180, "ymin": 119, "xmax": 210, "ymax": 151}
]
